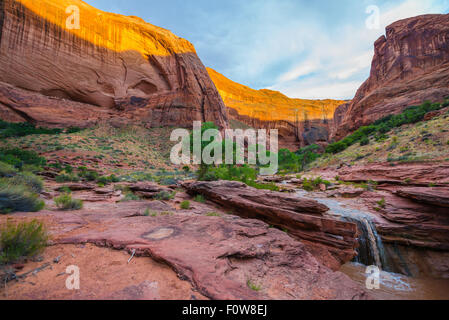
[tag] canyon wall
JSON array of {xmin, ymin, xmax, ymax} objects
[
  {"xmin": 0, "ymin": 0, "xmax": 228, "ymax": 129},
  {"xmin": 332, "ymin": 14, "xmax": 449, "ymax": 140},
  {"xmin": 207, "ymin": 68, "xmax": 345, "ymax": 150}
]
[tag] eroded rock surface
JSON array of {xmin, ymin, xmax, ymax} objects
[
  {"xmin": 332, "ymin": 14, "xmax": 449, "ymax": 140},
  {"xmin": 6, "ymin": 199, "xmax": 368, "ymax": 300},
  {"xmin": 0, "ymin": 0, "xmax": 228, "ymax": 129},
  {"xmin": 338, "ymin": 162, "xmax": 449, "ymax": 186},
  {"xmin": 185, "ymin": 180, "xmax": 359, "ymax": 268}
]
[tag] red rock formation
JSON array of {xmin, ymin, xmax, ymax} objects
[
  {"xmin": 0, "ymin": 0, "xmax": 228, "ymax": 129},
  {"xmin": 207, "ymin": 68, "xmax": 345, "ymax": 150},
  {"xmin": 4, "ymin": 199, "xmax": 369, "ymax": 300},
  {"xmin": 332, "ymin": 14, "xmax": 449, "ymax": 140},
  {"xmin": 331, "ymin": 161, "xmax": 449, "ymax": 277},
  {"xmin": 185, "ymin": 180, "xmax": 359, "ymax": 268},
  {"xmin": 338, "ymin": 162, "xmax": 449, "ymax": 186}
]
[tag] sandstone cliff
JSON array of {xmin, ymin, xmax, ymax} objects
[
  {"xmin": 207, "ymin": 68, "xmax": 345, "ymax": 150},
  {"xmin": 332, "ymin": 14, "xmax": 449, "ymax": 140},
  {"xmin": 0, "ymin": 0, "xmax": 228, "ymax": 128}
]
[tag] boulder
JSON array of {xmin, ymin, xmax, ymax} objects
[{"xmin": 129, "ymin": 182, "xmax": 172, "ymax": 199}]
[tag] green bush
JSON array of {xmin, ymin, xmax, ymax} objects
[
  {"xmin": 326, "ymin": 141, "xmax": 347, "ymax": 154},
  {"xmin": 0, "ymin": 219, "xmax": 48, "ymax": 264},
  {"xmin": 54, "ymin": 193, "xmax": 83, "ymax": 210},
  {"xmin": 121, "ymin": 192, "xmax": 140, "ymax": 202},
  {"xmin": 0, "ymin": 148, "xmax": 46, "ymax": 169},
  {"xmin": 0, "ymin": 120, "xmax": 62, "ymax": 139},
  {"xmin": 325, "ymin": 101, "xmax": 445, "ymax": 155},
  {"xmin": 182, "ymin": 166, "xmax": 190, "ymax": 173},
  {"xmin": 159, "ymin": 177, "xmax": 179, "ymax": 186},
  {"xmin": 360, "ymin": 137, "xmax": 370, "ymax": 146},
  {"xmin": 154, "ymin": 191, "xmax": 176, "ymax": 201},
  {"xmin": 194, "ymin": 194, "xmax": 206, "ymax": 203},
  {"xmin": 180, "ymin": 200, "xmax": 190, "ymax": 210},
  {"xmin": 78, "ymin": 168, "xmax": 99, "ymax": 181},
  {"xmin": 302, "ymin": 177, "xmax": 331, "ymax": 191},
  {"xmin": 55, "ymin": 173, "xmax": 80, "ymax": 183},
  {"xmin": 0, "ymin": 161, "xmax": 18, "ymax": 177},
  {"xmin": 0, "ymin": 184, "xmax": 45, "ymax": 214},
  {"xmin": 8, "ymin": 172, "xmax": 43, "ymax": 193},
  {"xmin": 96, "ymin": 174, "xmax": 119, "ymax": 185}
]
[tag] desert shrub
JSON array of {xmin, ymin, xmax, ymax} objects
[
  {"xmin": 182, "ymin": 166, "xmax": 190, "ymax": 173},
  {"xmin": 325, "ymin": 101, "xmax": 445, "ymax": 155},
  {"xmin": 0, "ymin": 148, "xmax": 46, "ymax": 169},
  {"xmin": 154, "ymin": 191, "xmax": 176, "ymax": 201},
  {"xmin": 96, "ymin": 174, "xmax": 119, "ymax": 185},
  {"xmin": 247, "ymin": 279, "xmax": 262, "ymax": 291},
  {"xmin": 159, "ymin": 177, "xmax": 179, "ymax": 186},
  {"xmin": 0, "ymin": 120, "xmax": 62, "ymax": 139},
  {"xmin": 0, "ymin": 184, "xmax": 45, "ymax": 214},
  {"xmin": 8, "ymin": 172, "xmax": 43, "ymax": 193},
  {"xmin": 295, "ymin": 144, "xmax": 320, "ymax": 169},
  {"xmin": 121, "ymin": 192, "xmax": 140, "ymax": 202},
  {"xmin": 194, "ymin": 194, "xmax": 206, "ymax": 203},
  {"xmin": 360, "ymin": 136, "xmax": 370, "ymax": 146},
  {"xmin": 78, "ymin": 168, "xmax": 99, "ymax": 181},
  {"xmin": 65, "ymin": 127, "xmax": 82, "ymax": 134},
  {"xmin": 180, "ymin": 200, "xmax": 190, "ymax": 210},
  {"xmin": 206, "ymin": 212, "xmax": 220, "ymax": 217},
  {"xmin": 377, "ymin": 198, "xmax": 386, "ymax": 208},
  {"xmin": 0, "ymin": 161, "xmax": 18, "ymax": 177},
  {"xmin": 0, "ymin": 219, "xmax": 48, "ymax": 264},
  {"xmin": 247, "ymin": 180, "xmax": 279, "ymax": 191},
  {"xmin": 326, "ymin": 141, "xmax": 347, "ymax": 154},
  {"xmin": 302, "ymin": 177, "xmax": 331, "ymax": 191},
  {"xmin": 55, "ymin": 173, "xmax": 80, "ymax": 183},
  {"xmin": 54, "ymin": 193, "xmax": 83, "ymax": 210}
]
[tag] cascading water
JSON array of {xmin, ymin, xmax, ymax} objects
[{"xmin": 295, "ymin": 189, "xmax": 389, "ymax": 270}]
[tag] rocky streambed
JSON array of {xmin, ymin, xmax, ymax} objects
[{"xmin": 273, "ymin": 163, "xmax": 449, "ymax": 300}]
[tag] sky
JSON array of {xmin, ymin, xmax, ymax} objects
[{"xmin": 85, "ymin": 0, "xmax": 449, "ymax": 100}]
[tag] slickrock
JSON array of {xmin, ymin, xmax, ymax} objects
[
  {"xmin": 185, "ymin": 180, "xmax": 359, "ymax": 267},
  {"xmin": 338, "ymin": 162, "xmax": 449, "ymax": 186},
  {"xmin": 394, "ymin": 187, "xmax": 449, "ymax": 208},
  {"xmin": 332, "ymin": 14, "xmax": 449, "ymax": 140},
  {"xmin": 129, "ymin": 182, "xmax": 172, "ymax": 199},
  {"xmin": 362, "ymin": 191, "xmax": 449, "ymax": 251},
  {"xmin": 0, "ymin": 0, "xmax": 228, "ymax": 129},
  {"xmin": 5, "ymin": 200, "xmax": 369, "ymax": 300}
]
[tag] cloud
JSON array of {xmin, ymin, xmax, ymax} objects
[
  {"xmin": 86, "ymin": 0, "xmax": 449, "ymax": 99},
  {"xmin": 269, "ymin": 0, "xmax": 449, "ymax": 99}
]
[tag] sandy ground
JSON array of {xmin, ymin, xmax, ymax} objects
[{"xmin": 0, "ymin": 244, "xmax": 206, "ymax": 300}]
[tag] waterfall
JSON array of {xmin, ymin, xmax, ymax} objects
[{"xmin": 295, "ymin": 190, "xmax": 389, "ymax": 270}]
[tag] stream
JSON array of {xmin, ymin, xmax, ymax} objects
[{"xmin": 291, "ymin": 186, "xmax": 449, "ymax": 300}]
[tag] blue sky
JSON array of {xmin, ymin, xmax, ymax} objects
[{"xmin": 85, "ymin": 0, "xmax": 449, "ymax": 100}]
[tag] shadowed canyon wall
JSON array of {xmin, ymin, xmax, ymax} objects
[
  {"xmin": 207, "ymin": 68, "xmax": 345, "ymax": 150},
  {"xmin": 332, "ymin": 14, "xmax": 449, "ymax": 141},
  {"xmin": 0, "ymin": 0, "xmax": 228, "ymax": 129}
]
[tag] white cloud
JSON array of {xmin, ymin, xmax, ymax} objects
[
  {"xmin": 267, "ymin": 0, "xmax": 448, "ymax": 99},
  {"xmin": 278, "ymin": 59, "xmax": 321, "ymax": 82}
]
